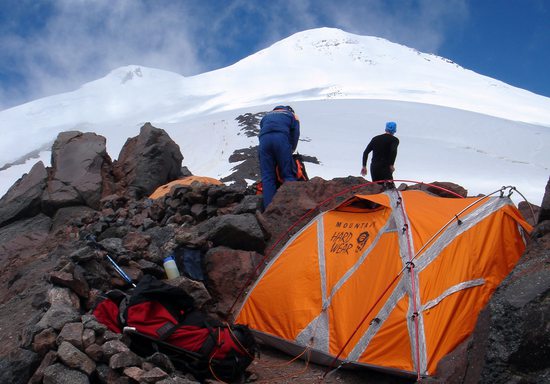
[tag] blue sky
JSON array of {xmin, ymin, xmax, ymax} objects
[{"xmin": 0, "ymin": 0, "xmax": 548, "ymax": 111}]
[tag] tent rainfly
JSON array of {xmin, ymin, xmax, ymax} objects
[
  {"xmin": 149, "ymin": 176, "xmax": 223, "ymax": 200},
  {"xmin": 235, "ymin": 189, "xmax": 531, "ymax": 378}
]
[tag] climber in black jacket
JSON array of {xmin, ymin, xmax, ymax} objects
[{"xmin": 361, "ymin": 121, "xmax": 399, "ymax": 187}]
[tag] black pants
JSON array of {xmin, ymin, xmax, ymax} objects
[{"xmin": 371, "ymin": 163, "xmax": 395, "ymax": 188}]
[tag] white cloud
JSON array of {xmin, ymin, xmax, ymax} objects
[
  {"xmin": 1, "ymin": 0, "xmax": 204, "ymax": 108},
  {"xmin": 0, "ymin": 0, "xmax": 470, "ymax": 109}
]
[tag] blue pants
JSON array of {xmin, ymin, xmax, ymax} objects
[{"xmin": 259, "ymin": 132, "xmax": 296, "ymax": 208}]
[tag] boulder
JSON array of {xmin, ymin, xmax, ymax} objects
[
  {"xmin": 198, "ymin": 213, "xmax": 265, "ymax": 253},
  {"xmin": 42, "ymin": 131, "xmax": 114, "ymax": 213},
  {"xmin": 113, "ymin": 123, "xmax": 183, "ymax": 199},
  {"xmin": 0, "ymin": 161, "xmax": 47, "ymax": 227}
]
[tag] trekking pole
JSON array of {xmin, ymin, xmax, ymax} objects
[{"xmin": 85, "ymin": 234, "xmax": 137, "ymax": 288}]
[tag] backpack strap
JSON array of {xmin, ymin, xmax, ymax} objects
[{"xmin": 197, "ymin": 320, "xmax": 221, "ymax": 358}]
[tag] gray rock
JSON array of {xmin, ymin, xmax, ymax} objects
[
  {"xmin": 0, "ymin": 347, "xmax": 41, "ymax": 384},
  {"xmin": 36, "ymin": 304, "xmax": 81, "ymax": 331},
  {"xmin": 82, "ymin": 316, "xmax": 108, "ymax": 333},
  {"xmin": 47, "ymin": 286, "xmax": 81, "ymax": 309},
  {"xmin": 198, "ymin": 213, "xmax": 265, "ymax": 252},
  {"xmin": 145, "ymin": 352, "xmax": 175, "ymax": 374},
  {"xmin": 69, "ymin": 246, "xmax": 98, "ymax": 263},
  {"xmin": 57, "ymin": 341, "xmax": 96, "ymax": 375},
  {"xmin": 123, "ymin": 366, "xmax": 144, "ymax": 381},
  {"xmin": 28, "ymin": 350, "xmax": 57, "ymax": 384},
  {"xmin": 141, "ymin": 367, "xmax": 169, "ymax": 383},
  {"xmin": 84, "ymin": 343, "xmax": 103, "ymax": 362},
  {"xmin": 96, "ymin": 329, "xmax": 123, "ymax": 344},
  {"xmin": 204, "ymin": 246, "xmax": 263, "ymax": 314},
  {"xmin": 165, "ymin": 276, "xmax": 212, "ymax": 309},
  {"xmin": 56, "ymin": 322, "xmax": 84, "ymax": 349},
  {"xmin": 190, "ymin": 203, "xmax": 207, "ymax": 221},
  {"xmin": 101, "ymin": 339, "xmax": 130, "ymax": 358},
  {"xmin": 233, "ymin": 195, "xmax": 263, "ymax": 214},
  {"xmin": 0, "ymin": 213, "xmax": 52, "ymax": 278},
  {"xmin": 96, "ymin": 363, "xmax": 120, "ymax": 383},
  {"xmin": 109, "ymin": 350, "xmax": 143, "ymax": 369},
  {"xmin": 82, "ymin": 328, "xmax": 96, "ymax": 349},
  {"xmin": 50, "ymin": 206, "xmax": 96, "ymax": 236},
  {"xmin": 43, "ymin": 363, "xmax": 89, "ymax": 384}
]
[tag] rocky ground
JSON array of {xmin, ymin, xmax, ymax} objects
[{"xmin": 246, "ymin": 343, "xmax": 414, "ymax": 384}]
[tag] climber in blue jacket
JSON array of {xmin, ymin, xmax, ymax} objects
[{"xmin": 258, "ymin": 105, "xmax": 300, "ymax": 208}]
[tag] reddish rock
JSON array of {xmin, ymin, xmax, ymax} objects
[
  {"xmin": 0, "ymin": 161, "xmax": 47, "ymax": 227},
  {"xmin": 32, "ymin": 328, "xmax": 58, "ymax": 355},
  {"xmin": 123, "ymin": 231, "xmax": 151, "ymax": 252},
  {"xmin": 42, "ymin": 131, "xmax": 114, "ymax": 213},
  {"xmin": 204, "ymin": 247, "xmax": 263, "ymax": 315}
]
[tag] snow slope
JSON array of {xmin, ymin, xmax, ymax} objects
[{"xmin": 0, "ymin": 28, "xmax": 549, "ymax": 204}]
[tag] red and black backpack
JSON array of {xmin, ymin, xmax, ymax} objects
[{"xmin": 93, "ymin": 275, "xmax": 257, "ymax": 382}]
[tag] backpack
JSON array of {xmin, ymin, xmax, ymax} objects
[
  {"xmin": 255, "ymin": 153, "xmax": 309, "ymax": 195},
  {"xmin": 93, "ymin": 275, "xmax": 257, "ymax": 382}
]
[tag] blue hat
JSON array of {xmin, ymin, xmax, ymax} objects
[{"xmin": 385, "ymin": 121, "xmax": 397, "ymax": 134}]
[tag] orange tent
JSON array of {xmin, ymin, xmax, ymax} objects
[
  {"xmin": 149, "ymin": 176, "xmax": 223, "ymax": 200},
  {"xmin": 235, "ymin": 189, "xmax": 531, "ymax": 378}
]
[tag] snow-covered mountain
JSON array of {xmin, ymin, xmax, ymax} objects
[{"xmin": 1, "ymin": 28, "xmax": 549, "ymax": 205}]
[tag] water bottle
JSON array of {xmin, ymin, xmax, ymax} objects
[{"xmin": 163, "ymin": 255, "xmax": 180, "ymax": 279}]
